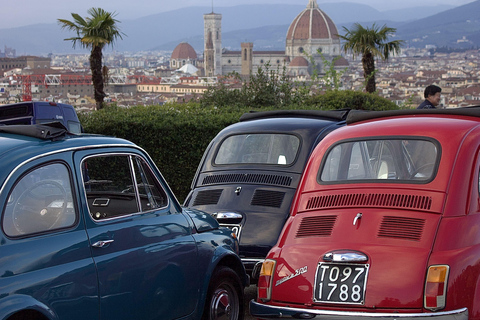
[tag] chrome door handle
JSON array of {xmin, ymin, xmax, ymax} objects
[{"xmin": 91, "ymin": 240, "xmax": 114, "ymax": 248}]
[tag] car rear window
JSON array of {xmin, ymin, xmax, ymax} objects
[
  {"xmin": 320, "ymin": 138, "xmax": 439, "ymax": 183},
  {"xmin": 215, "ymin": 133, "xmax": 300, "ymax": 165}
]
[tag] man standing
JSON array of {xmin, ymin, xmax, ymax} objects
[{"xmin": 417, "ymin": 85, "xmax": 442, "ymax": 109}]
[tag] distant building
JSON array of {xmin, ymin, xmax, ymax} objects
[
  {"xmin": 0, "ymin": 56, "xmax": 51, "ymax": 73},
  {"xmin": 196, "ymin": 0, "xmax": 347, "ymax": 78},
  {"xmin": 170, "ymin": 42, "xmax": 198, "ymax": 70},
  {"xmin": 203, "ymin": 12, "xmax": 222, "ymax": 76}
]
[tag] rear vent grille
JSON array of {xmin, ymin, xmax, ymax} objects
[
  {"xmin": 296, "ymin": 215, "xmax": 337, "ymax": 238},
  {"xmin": 202, "ymin": 173, "xmax": 292, "ymax": 186},
  {"xmin": 378, "ymin": 216, "xmax": 425, "ymax": 241},
  {"xmin": 251, "ymin": 190, "xmax": 285, "ymax": 208},
  {"xmin": 306, "ymin": 193, "xmax": 432, "ymax": 211},
  {"xmin": 193, "ymin": 189, "xmax": 223, "ymax": 206}
]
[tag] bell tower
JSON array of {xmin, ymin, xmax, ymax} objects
[{"xmin": 204, "ymin": 8, "xmax": 222, "ymax": 76}]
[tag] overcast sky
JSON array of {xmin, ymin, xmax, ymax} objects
[{"xmin": 0, "ymin": 0, "xmax": 476, "ymax": 29}]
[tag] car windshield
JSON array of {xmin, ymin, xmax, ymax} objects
[
  {"xmin": 320, "ymin": 138, "xmax": 439, "ymax": 183},
  {"xmin": 215, "ymin": 133, "xmax": 300, "ymax": 165}
]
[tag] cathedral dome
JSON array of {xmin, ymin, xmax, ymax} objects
[
  {"xmin": 286, "ymin": 0, "xmax": 339, "ymax": 41},
  {"xmin": 289, "ymin": 56, "xmax": 309, "ymax": 67},
  {"xmin": 171, "ymin": 42, "xmax": 197, "ymax": 60}
]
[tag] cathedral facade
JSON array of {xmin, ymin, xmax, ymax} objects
[{"xmin": 203, "ymin": 0, "xmax": 347, "ymax": 78}]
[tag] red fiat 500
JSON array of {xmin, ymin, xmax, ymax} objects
[{"xmin": 250, "ymin": 108, "xmax": 480, "ymax": 320}]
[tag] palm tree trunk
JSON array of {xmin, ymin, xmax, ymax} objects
[
  {"xmin": 90, "ymin": 45, "xmax": 105, "ymax": 110},
  {"xmin": 362, "ymin": 52, "xmax": 376, "ymax": 94}
]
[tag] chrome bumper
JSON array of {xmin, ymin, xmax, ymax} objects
[
  {"xmin": 241, "ymin": 258, "xmax": 264, "ymax": 279},
  {"xmin": 249, "ymin": 300, "xmax": 468, "ymax": 320}
]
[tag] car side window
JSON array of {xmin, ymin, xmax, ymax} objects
[
  {"xmin": 133, "ymin": 157, "xmax": 168, "ymax": 211},
  {"xmin": 2, "ymin": 163, "xmax": 77, "ymax": 237},
  {"xmin": 82, "ymin": 154, "xmax": 168, "ymax": 221}
]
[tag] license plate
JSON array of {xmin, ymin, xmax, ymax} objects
[
  {"xmin": 314, "ymin": 263, "xmax": 369, "ymax": 304},
  {"xmin": 220, "ymin": 224, "xmax": 242, "ymax": 238}
]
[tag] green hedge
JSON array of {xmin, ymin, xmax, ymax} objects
[{"xmin": 78, "ymin": 91, "xmax": 399, "ymax": 202}]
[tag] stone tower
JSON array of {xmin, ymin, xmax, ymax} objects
[
  {"xmin": 204, "ymin": 32, "xmax": 215, "ymax": 77},
  {"xmin": 204, "ymin": 11, "xmax": 222, "ymax": 76},
  {"xmin": 241, "ymin": 42, "xmax": 253, "ymax": 76}
]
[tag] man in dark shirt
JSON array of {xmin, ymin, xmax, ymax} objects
[{"xmin": 417, "ymin": 85, "xmax": 442, "ymax": 109}]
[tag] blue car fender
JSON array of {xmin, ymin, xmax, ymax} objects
[{"xmin": 0, "ymin": 294, "xmax": 58, "ymax": 320}]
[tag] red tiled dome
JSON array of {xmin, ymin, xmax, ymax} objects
[
  {"xmin": 286, "ymin": 0, "xmax": 339, "ymax": 41},
  {"xmin": 289, "ymin": 56, "xmax": 309, "ymax": 67},
  {"xmin": 171, "ymin": 42, "xmax": 197, "ymax": 60}
]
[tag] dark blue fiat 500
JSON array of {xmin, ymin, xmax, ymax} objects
[
  {"xmin": 0, "ymin": 123, "xmax": 247, "ymax": 320},
  {"xmin": 184, "ymin": 110, "xmax": 349, "ymax": 282}
]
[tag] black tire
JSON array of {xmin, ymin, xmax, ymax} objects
[{"xmin": 202, "ymin": 266, "xmax": 244, "ymax": 320}]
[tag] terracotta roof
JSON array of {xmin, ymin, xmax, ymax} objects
[
  {"xmin": 289, "ymin": 56, "xmax": 309, "ymax": 67},
  {"xmin": 286, "ymin": 0, "xmax": 339, "ymax": 41},
  {"xmin": 171, "ymin": 42, "xmax": 197, "ymax": 60},
  {"xmin": 334, "ymin": 56, "xmax": 349, "ymax": 67}
]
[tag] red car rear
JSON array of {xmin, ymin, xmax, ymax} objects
[{"xmin": 249, "ymin": 108, "xmax": 480, "ymax": 320}]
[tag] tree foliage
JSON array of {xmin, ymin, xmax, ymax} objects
[
  {"xmin": 200, "ymin": 63, "xmax": 305, "ymax": 109},
  {"xmin": 58, "ymin": 8, "xmax": 124, "ymax": 110},
  {"xmin": 339, "ymin": 23, "xmax": 404, "ymax": 93}
]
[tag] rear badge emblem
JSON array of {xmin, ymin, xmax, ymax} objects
[{"xmin": 276, "ymin": 266, "xmax": 308, "ymax": 286}]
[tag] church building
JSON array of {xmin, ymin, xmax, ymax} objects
[{"xmin": 203, "ymin": 0, "xmax": 348, "ymax": 78}]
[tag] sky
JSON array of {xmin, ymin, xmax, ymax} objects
[{"xmin": 0, "ymin": 0, "xmax": 476, "ymax": 29}]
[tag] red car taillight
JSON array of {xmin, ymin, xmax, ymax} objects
[
  {"xmin": 424, "ymin": 265, "xmax": 449, "ymax": 311},
  {"xmin": 257, "ymin": 259, "xmax": 276, "ymax": 302}
]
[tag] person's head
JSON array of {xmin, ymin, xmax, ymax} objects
[{"xmin": 424, "ymin": 85, "xmax": 442, "ymax": 106}]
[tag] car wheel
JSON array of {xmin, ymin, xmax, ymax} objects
[{"xmin": 203, "ymin": 266, "xmax": 244, "ymax": 320}]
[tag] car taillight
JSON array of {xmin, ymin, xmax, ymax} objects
[
  {"xmin": 424, "ymin": 265, "xmax": 449, "ymax": 311},
  {"xmin": 257, "ymin": 259, "xmax": 276, "ymax": 302}
]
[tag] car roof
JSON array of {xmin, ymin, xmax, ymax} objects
[
  {"xmin": 239, "ymin": 109, "xmax": 349, "ymax": 122},
  {"xmin": 301, "ymin": 107, "xmax": 480, "ymax": 196},
  {"xmin": 323, "ymin": 107, "xmax": 480, "ymax": 144},
  {"xmin": 346, "ymin": 106, "xmax": 480, "ymax": 125},
  {"xmin": 218, "ymin": 109, "xmax": 349, "ymax": 136},
  {"xmin": 196, "ymin": 110, "xmax": 349, "ymax": 175},
  {"xmin": 0, "ymin": 124, "xmax": 136, "ymax": 178}
]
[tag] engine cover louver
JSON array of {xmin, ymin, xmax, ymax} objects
[
  {"xmin": 202, "ymin": 173, "xmax": 292, "ymax": 186},
  {"xmin": 296, "ymin": 215, "xmax": 337, "ymax": 238},
  {"xmin": 193, "ymin": 189, "xmax": 223, "ymax": 206},
  {"xmin": 378, "ymin": 216, "xmax": 425, "ymax": 241},
  {"xmin": 305, "ymin": 193, "xmax": 432, "ymax": 211},
  {"xmin": 251, "ymin": 190, "xmax": 285, "ymax": 208}
]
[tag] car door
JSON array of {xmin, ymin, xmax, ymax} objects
[
  {"xmin": 74, "ymin": 149, "xmax": 200, "ymax": 320},
  {"xmin": 0, "ymin": 155, "xmax": 99, "ymax": 319}
]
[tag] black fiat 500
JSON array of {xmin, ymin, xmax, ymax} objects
[{"xmin": 184, "ymin": 110, "xmax": 349, "ymax": 281}]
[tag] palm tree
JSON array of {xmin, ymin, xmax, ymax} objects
[
  {"xmin": 339, "ymin": 23, "xmax": 404, "ymax": 93},
  {"xmin": 58, "ymin": 8, "xmax": 124, "ymax": 110}
]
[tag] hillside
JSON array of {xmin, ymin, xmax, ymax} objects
[
  {"xmin": 0, "ymin": 2, "xmax": 475, "ymax": 55},
  {"xmin": 396, "ymin": 0, "xmax": 480, "ymax": 48}
]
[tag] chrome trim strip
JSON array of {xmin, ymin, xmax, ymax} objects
[
  {"xmin": 249, "ymin": 300, "xmax": 468, "ymax": 320},
  {"xmin": 324, "ymin": 250, "xmax": 368, "ymax": 262},
  {"xmin": 214, "ymin": 212, "xmax": 243, "ymax": 219},
  {"xmin": 242, "ymin": 258, "xmax": 265, "ymax": 264},
  {"xmin": 80, "ymin": 152, "xmax": 170, "ymax": 223},
  {"xmin": 0, "ymin": 143, "xmax": 135, "ymax": 196}
]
